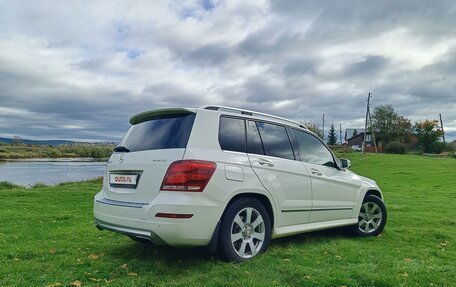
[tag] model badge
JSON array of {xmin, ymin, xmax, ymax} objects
[{"xmin": 119, "ymin": 153, "xmax": 125, "ymax": 163}]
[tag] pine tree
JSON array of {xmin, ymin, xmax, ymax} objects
[
  {"xmin": 327, "ymin": 124, "xmax": 337, "ymax": 145},
  {"xmin": 352, "ymin": 129, "xmax": 358, "ymax": 137}
]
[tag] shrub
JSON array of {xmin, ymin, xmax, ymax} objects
[
  {"xmin": 384, "ymin": 141, "xmax": 407, "ymax": 154},
  {"xmin": 0, "ymin": 181, "xmax": 21, "ymax": 190},
  {"xmin": 44, "ymin": 149, "xmax": 61, "ymax": 158},
  {"xmin": 444, "ymin": 141, "xmax": 456, "ymax": 152},
  {"xmin": 32, "ymin": 183, "xmax": 48, "ymax": 188},
  {"xmin": 428, "ymin": 141, "xmax": 445, "ymax": 154}
]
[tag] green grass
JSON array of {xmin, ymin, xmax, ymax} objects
[{"xmin": 1, "ymin": 154, "xmax": 455, "ymax": 286}]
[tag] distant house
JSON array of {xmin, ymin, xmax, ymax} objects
[
  {"xmin": 346, "ymin": 130, "xmax": 384, "ymax": 153},
  {"xmin": 344, "ymin": 128, "xmax": 364, "ymax": 143}
]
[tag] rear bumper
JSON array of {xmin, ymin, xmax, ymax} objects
[{"xmin": 93, "ymin": 191, "xmax": 224, "ymax": 246}]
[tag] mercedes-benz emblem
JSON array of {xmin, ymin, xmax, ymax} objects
[{"xmin": 119, "ymin": 153, "xmax": 125, "ymax": 163}]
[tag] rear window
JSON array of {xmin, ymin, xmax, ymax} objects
[
  {"xmin": 117, "ymin": 113, "xmax": 195, "ymax": 152},
  {"xmin": 219, "ymin": 117, "xmax": 246, "ymax": 152}
]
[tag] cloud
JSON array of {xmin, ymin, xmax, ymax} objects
[{"xmin": 0, "ymin": 0, "xmax": 455, "ymax": 142}]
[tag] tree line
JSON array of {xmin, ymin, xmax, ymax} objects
[
  {"xmin": 366, "ymin": 104, "xmax": 445, "ymax": 154},
  {"xmin": 304, "ymin": 104, "xmax": 449, "ymax": 154}
]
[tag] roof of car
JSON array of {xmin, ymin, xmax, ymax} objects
[{"xmin": 129, "ymin": 105, "xmax": 309, "ymax": 131}]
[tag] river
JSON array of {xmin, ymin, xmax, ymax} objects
[{"xmin": 0, "ymin": 159, "xmax": 106, "ymax": 187}]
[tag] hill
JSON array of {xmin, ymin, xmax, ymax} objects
[{"xmin": 0, "ymin": 137, "xmax": 76, "ymax": 146}]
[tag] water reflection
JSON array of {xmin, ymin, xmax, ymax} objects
[{"xmin": 0, "ymin": 160, "xmax": 106, "ymax": 187}]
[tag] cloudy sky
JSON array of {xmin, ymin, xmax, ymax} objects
[{"xmin": 0, "ymin": 0, "xmax": 455, "ymax": 142}]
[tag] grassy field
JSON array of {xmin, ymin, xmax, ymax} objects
[
  {"xmin": 0, "ymin": 154, "xmax": 455, "ymax": 286},
  {"xmin": 0, "ymin": 144, "xmax": 114, "ymax": 159}
]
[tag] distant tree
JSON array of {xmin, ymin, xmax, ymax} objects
[
  {"xmin": 372, "ymin": 105, "xmax": 397, "ymax": 144},
  {"xmin": 303, "ymin": 121, "xmax": 323, "ymax": 139},
  {"xmin": 327, "ymin": 124, "xmax": 337, "ymax": 145},
  {"xmin": 372, "ymin": 104, "xmax": 413, "ymax": 145},
  {"xmin": 396, "ymin": 116, "xmax": 413, "ymax": 143},
  {"xmin": 448, "ymin": 140, "xmax": 456, "ymax": 152},
  {"xmin": 13, "ymin": 135, "xmax": 22, "ymax": 145},
  {"xmin": 413, "ymin": 120, "xmax": 444, "ymax": 153},
  {"xmin": 352, "ymin": 129, "xmax": 358, "ymax": 137}
]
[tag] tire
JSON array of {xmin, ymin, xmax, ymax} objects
[
  {"xmin": 353, "ymin": 195, "xmax": 387, "ymax": 237},
  {"xmin": 218, "ymin": 197, "xmax": 271, "ymax": 262}
]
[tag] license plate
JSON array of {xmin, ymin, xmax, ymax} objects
[{"xmin": 109, "ymin": 173, "xmax": 138, "ymax": 187}]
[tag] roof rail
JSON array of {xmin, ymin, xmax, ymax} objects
[{"xmin": 201, "ymin": 105, "xmax": 307, "ymax": 129}]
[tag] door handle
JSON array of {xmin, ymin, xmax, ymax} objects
[
  {"xmin": 310, "ymin": 168, "xmax": 322, "ymax": 176},
  {"xmin": 258, "ymin": 158, "xmax": 274, "ymax": 167}
]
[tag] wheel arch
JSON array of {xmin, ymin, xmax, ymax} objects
[
  {"xmin": 364, "ymin": 189, "xmax": 383, "ymax": 200},
  {"xmin": 352, "ymin": 187, "xmax": 384, "ymax": 218},
  {"xmin": 223, "ymin": 192, "xmax": 275, "ymax": 230},
  {"xmin": 206, "ymin": 189, "xmax": 276, "ymax": 254}
]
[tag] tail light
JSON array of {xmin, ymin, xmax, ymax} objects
[{"xmin": 160, "ymin": 160, "xmax": 217, "ymax": 192}]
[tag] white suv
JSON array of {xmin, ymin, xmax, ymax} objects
[{"xmin": 94, "ymin": 105, "xmax": 387, "ymax": 262}]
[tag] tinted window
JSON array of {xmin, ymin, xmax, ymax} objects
[
  {"xmin": 256, "ymin": 122, "xmax": 294, "ymax": 160},
  {"xmin": 247, "ymin": 120, "xmax": 264, "ymax": 155},
  {"xmin": 117, "ymin": 114, "xmax": 195, "ymax": 152},
  {"xmin": 219, "ymin": 117, "xmax": 246, "ymax": 152},
  {"xmin": 291, "ymin": 129, "xmax": 335, "ymax": 167}
]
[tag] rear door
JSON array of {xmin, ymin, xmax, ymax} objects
[
  {"xmin": 289, "ymin": 129, "xmax": 358, "ymax": 223},
  {"xmin": 247, "ymin": 120, "xmax": 312, "ymax": 227},
  {"xmin": 103, "ymin": 110, "xmax": 196, "ymax": 203}
]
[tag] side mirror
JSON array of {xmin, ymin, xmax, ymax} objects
[{"xmin": 340, "ymin": 158, "xmax": 351, "ymax": 169}]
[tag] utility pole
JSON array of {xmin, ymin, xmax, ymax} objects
[
  {"xmin": 362, "ymin": 93, "xmax": 370, "ymax": 154},
  {"xmin": 322, "ymin": 113, "xmax": 325, "ymax": 141},
  {"xmin": 439, "ymin": 113, "xmax": 445, "ymax": 146},
  {"xmin": 362, "ymin": 92, "xmax": 378, "ymax": 154},
  {"xmin": 339, "ymin": 123, "xmax": 342, "ymax": 145},
  {"xmin": 368, "ymin": 107, "xmax": 378, "ymax": 153}
]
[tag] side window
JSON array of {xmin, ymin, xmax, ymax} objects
[
  {"xmin": 256, "ymin": 122, "xmax": 294, "ymax": 160},
  {"xmin": 291, "ymin": 129, "xmax": 336, "ymax": 167},
  {"xmin": 219, "ymin": 117, "xmax": 246, "ymax": 152},
  {"xmin": 247, "ymin": 120, "xmax": 264, "ymax": 155}
]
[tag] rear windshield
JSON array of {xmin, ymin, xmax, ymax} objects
[{"xmin": 117, "ymin": 113, "xmax": 196, "ymax": 152}]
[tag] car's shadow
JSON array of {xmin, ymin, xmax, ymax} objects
[
  {"xmin": 271, "ymin": 226, "xmax": 354, "ymax": 247},
  {"xmin": 105, "ymin": 226, "xmax": 354, "ymax": 265},
  {"xmin": 106, "ymin": 240, "xmax": 212, "ymax": 264}
]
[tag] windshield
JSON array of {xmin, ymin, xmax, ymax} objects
[{"xmin": 116, "ymin": 113, "xmax": 196, "ymax": 152}]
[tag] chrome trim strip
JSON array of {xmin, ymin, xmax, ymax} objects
[
  {"xmin": 94, "ymin": 219, "xmax": 167, "ymax": 245},
  {"xmin": 281, "ymin": 208, "xmax": 311, "ymax": 213},
  {"xmin": 282, "ymin": 207, "xmax": 353, "ymax": 213},
  {"xmin": 95, "ymin": 219, "xmax": 151, "ymax": 237},
  {"xmin": 201, "ymin": 105, "xmax": 307, "ymax": 129},
  {"xmin": 96, "ymin": 198, "xmax": 148, "ymax": 208}
]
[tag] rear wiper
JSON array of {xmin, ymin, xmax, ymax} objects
[{"xmin": 113, "ymin": 146, "xmax": 130, "ymax": 153}]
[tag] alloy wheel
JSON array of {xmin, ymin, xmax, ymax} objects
[
  {"xmin": 358, "ymin": 202, "xmax": 383, "ymax": 233},
  {"xmin": 230, "ymin": 207, "xmax": 266, "ymax": 259}
]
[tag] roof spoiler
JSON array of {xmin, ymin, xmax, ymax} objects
[{"xmin": 129, "ymin": 108, "xmax": 194, "ymax": 125}]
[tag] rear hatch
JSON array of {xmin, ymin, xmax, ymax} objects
[{"xmin": 103, "ymin": 108, "xmax": 196, "ymax": 203}]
